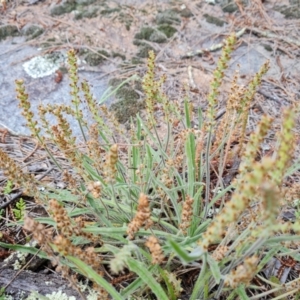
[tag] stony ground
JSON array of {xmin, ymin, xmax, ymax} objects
[{"xmin": 0, "ymin": 0, "xmax": 300, "ymax": 134}]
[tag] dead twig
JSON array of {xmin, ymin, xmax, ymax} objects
[{"xmin": 180, "ymin": 28, "xmax": 246, "ymax": 59}]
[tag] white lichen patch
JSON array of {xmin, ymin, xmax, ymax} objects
[
  {"xmin": 4, "ymin": 241, "xmax": 37, "ymax": 270},
  {"xmin": 26, "ymin": 291, "xmax": 76, "ymax": 300},
  {"xmin": 23, "ymin": 53, "xmax": 65, "ymax": 78},
  {"xmin": 12, "ymin": 251, "xmax": 27, "ymax": 270}
]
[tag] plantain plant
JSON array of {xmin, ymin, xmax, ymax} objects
[{"xmin": 0, "ymin": 33, "xmax": 300, "ymax": 300}]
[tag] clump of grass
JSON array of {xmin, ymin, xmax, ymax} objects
[{"xmin": 0, "ymin": 34, "xmax": 300, "ymax": 300}]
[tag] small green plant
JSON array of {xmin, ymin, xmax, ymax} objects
[
  {"xmin": 3, "ymin": 180, "xmax": 13, "ymax": 195},
  {"xmin": 12, "ymin": 198, "xmax": 26, "ymax": 221},
  {"xmin": 0, "ymin": 288, "xmax": 6, "ymax": 300}
]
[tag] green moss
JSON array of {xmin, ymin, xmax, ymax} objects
[
  {"xmin": 83, "ymin": 7, "xmax": 98, "ymax": 18},
  {"xmin": 50, "ymin": 2, "xmax": 76, "ymax": 16},
  {"xmin": 136, "ymin": 44, "xmax": 156, "ymax": 58},
  {"xmin": 108, "ymin": 80, "xmax": 143, "ymax": 123},
  {"xmin": 110, "ymin": 98, "xmax": 145, "ymax": 123},
  {"xmin": 74, "ymin": 11, "xmax": 84, "ymax": 20},
  {"xmin": 130, "ymin": 57, "xmax": 143, "ymax": 65},
  {"xmin": 21, "ymin": 24, "xmax": 44, "ymax": 40},
  {"xmin": 275, "ymin": 5, "xmax": 300, "ymax": 19},
  {"xmin": 40, "ymin": 42, "xmax": 51, "ymax": 48},
  {"xmin": 179, "ymin": 7, "xmax": 193, "ymax": 18},
  {"xmin": 118, "ymin": 12, "xmax": 133, "ymax": 32},
  {"xmin": 135, "ymin": 27, "xmax": 156, "ymax": 40},
  {"xmin": 135, "ymin": 27, "xmax": 167, "ymax": 43},
  {"xmin": 115, "ymin": 86, "xmax": 139, "ymax": 100},
  {"xmin": 220, "ymin": 0, "xmax": 248, "ymax": 13},
  {"xmin": 112, "ymin": 52, "xmax": 126, "ymax": 60},
  {"xmin": 59, "ymin": 66, "xmax": 69, "ymax": 74},
  {"xmin": 75, "ymin": 0, "xmax": 97, "ymax": 3},
  {"xmin": 203, "ymin": 14, "xmax": 226, "ymax": 26},
  {"xmin": 221, "ymin": 3, "xmax": 238, "ymax": 13},
  {"xmin": 133, "ymin": 39, "xmax": 145, "ymax": 46},
  {"xmin": 47, "ymin": 52, "xmax": 64, "ymax": 64},
  {"xmin": 47, "ymin": 38, "xmax": 56, "ymax": 42},
  {"xmin": 0, "ymin": 25, "xmax": 19, "ymax": 40},
  {"xmin": 84, "ymin": 50, "xmax": 110, "ymax": 66},
  {"xmin": 108, "ymin": 78, "xmax": 127, "ymax": 88},
  {"xmin": 100, "ymin": 7, "xmax": 121, "ymax": 15},
  {"xmin": 262, "ymin": 44, "xmax": 272, "ymax": 52},
  {"xmin": 157, "ymin": 24, "xmax": 177, "ymax": 38},
  {"xmin": 125, "ymin": 22, "xmax": 131, "ymax": 31},
  {"xmin": 149, "ymin": 30, "xmax": 167, "ymax": 43}
]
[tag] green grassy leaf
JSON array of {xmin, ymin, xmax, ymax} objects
[
  {"xmin": 168, "ymin": 239, "xmax": 203, "ymax": 263},
  {"xmin": 67, "ymin": 256, "xmax": 123, "ymax": 300},
  {"xmin": 207, "ymin": 255, "xmax": 221, "ymax": 284},
  {"xmin": 127, "ymin": 258, "xmax": 169, "ymax": 300}
]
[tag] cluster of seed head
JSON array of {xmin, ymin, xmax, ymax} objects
[
  {"xmin": 212, "ymin": 71, "xmax": 244, "ymax": 153},
  {"xmin": 238, "ymin": 115, "xmax": 273, "ymax": 176},
  {"xmin": 62, "ymin": 170, "xmax": 78, "ymax": 191},
  {"xmin": 87, "ymin": 123, "xmax": 103, "ymax": 170},
  {"xmin": 142, "ymin": 50, "xmax": 165, "ymax": 129},
  {"xmin": 81, "ymin": 80, "xmax": 124, "ymax": 138},
  {"xmin": 195, "ymin": 130, "xmax": 205, "ymax": 175},
  {"xmin": 104, "ymin": 144, "xmax": 118, "ymax": 183},
  {"xmin": 127, "ymin": 193, "xmax": 153, "ymax": 240},
  {"xmin": 259, "ymin": 182, "xmax": 280, "ymax": 226},
  {"xmin": 81, "ymin": 80, "xmax": 105, "ymax": 128},
  {"xmin": 206, "ymin": 33, "xmax": 237, "ymax": 129},
  {"xmin": 272, "ymin": 108, "xmax": 295, "ymax": 184},
  {"xmin": 87, "ymin": 181, "xmax": 102, "ymax": 198},
  {"xmin": 53, "ymin": 233, "xmax": 107, "ymax": 298},
  {"xmin": 49, "ymin": 199, "xmax": 98, "ymax": 243},
  {"xmin": 67, "ymin": 49, "xmax": 81, "ymax": 108},
  {"xmin": 53, "ymin": 235, "xmax": 102, "ymax": 274},
  {"xmin": 179, "ymin": 195, "xmax": 194, "ymax": 235},
  {"xmin": 199, "ymin": 156, "xmax": 274, "ymax": 251},
  {"xmin": 38, "ymin": 103, "xmax": 77, "ymax": 138},
  {"xmin": 237, "ymin": 60, "xmax": 270, "ymax": 155},
  {"xmin": 0, "ymin": 149, "xmax": 39, "ymax": 198},
  {"xmin": 23, "ymin": 217, "xmax": 54, "ymax": 257},
  {"xmin": 211, "ymin": 245, "xmax": 229, "ymax": 261},
  {"xmin": 145, "ymin": 236, "xmax": 164, "ymax": 264},
  {"xmin": 99, "ymin": 105, "xmax": 123, "ymax": 136},
  {"xmin": 51, "ymin": 125, "xmax": 86, "ymax": 179},
  {"xmin": 15, "ymin": 79, "xmax": 42, "ymax": 140},
  {"xmin": 224, "ymin": 256, "xmax": 258, "ymax": 288}
]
